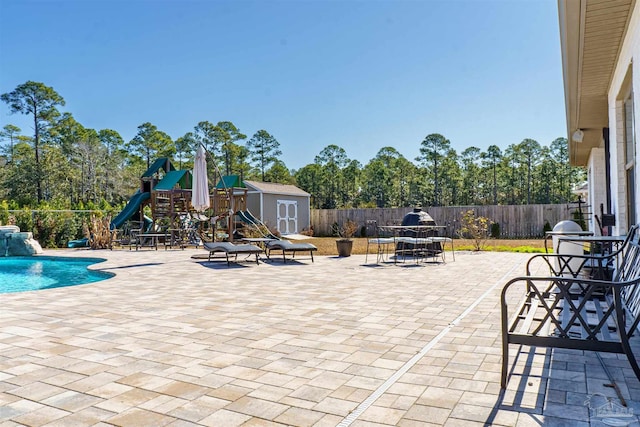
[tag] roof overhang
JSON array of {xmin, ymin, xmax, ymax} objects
[{"xmin": 558, "ymin": 0, "xmax": 635, "ymax": 166}]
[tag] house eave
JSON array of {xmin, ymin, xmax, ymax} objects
[{"xmin": 558, "ymin": 0, "xmax": 635, "ymax": 166}]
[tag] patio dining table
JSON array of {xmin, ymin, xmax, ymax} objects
[
  {"xmin": 557, "ymin": 234, "xmax": 626, "ymax": 254},
  {"xmin": 377, "ymin": 225, "xmax": 453, "ymax": 263},
  {"xmin": 544, "ymin": 230, "xmax": 593, "ymax": 253}
]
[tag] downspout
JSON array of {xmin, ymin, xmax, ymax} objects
[{"xmin": 603, "ymin": 128, "xmax": 612, "ymax": 213}]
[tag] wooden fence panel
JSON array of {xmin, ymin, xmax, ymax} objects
[{"xmin": 310, "ymin": 204, "xmax": 574, "ymax": 238}]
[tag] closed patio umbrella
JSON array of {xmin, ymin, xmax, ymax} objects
[{"xmin": 192, "ymin": 144, "xmax": 210, "ymax": 212}]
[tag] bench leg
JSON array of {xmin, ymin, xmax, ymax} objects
[
  {"xmin": 501, "ymin": 343, "xmax": 509, "ymax": 389},
  {"xmin": 501, "ymin": 302, "xmax": 509, "ymax": 389},
  {"xmin": 310, "ymin": 251, "xmax": 314, "ymax": 263},
  {"xmin": 621, "ymin": 337, "xmax": 640, "ymax": 382}
]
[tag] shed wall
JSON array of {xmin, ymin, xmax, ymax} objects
[{"xmin": 246, "ymin": 192, "xmax": 311, "ymax": 234}]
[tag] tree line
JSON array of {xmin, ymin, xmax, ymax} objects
[{"xmin": 1, "ymin": 81, "xmax": 585, "ymax": 211}]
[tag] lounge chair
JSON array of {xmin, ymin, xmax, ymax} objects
[
  {"xmin": 203, "ymin": 241, "xmax": 263, "ymax": 266},
  {"xmin": 266, "ymin": 240, "xmax": 317, "ymax": 263}
]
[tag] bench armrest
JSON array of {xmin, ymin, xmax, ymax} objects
[
  {"xmin": 502, "ymin": 275, "xmax": 640, "ymax": 325},
  {"xmin": 501, "ymin": 275, "xmax": 634, "ymax": 342},
  {"xmin": 503, "ymin": 274, "xmax": 618, "ymax": 299}
]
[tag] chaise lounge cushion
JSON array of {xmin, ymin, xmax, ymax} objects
[
  {"xmin": 266, "ymin": 240, "xmax": 317, "ymax": 263},
  {"xmin": 203, "ymin": 241, "xmax": 263, "ymax": 265}
]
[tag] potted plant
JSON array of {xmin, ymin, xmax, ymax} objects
[{"xmin": 335, "ymin": 219, "xmax": 358, "ymax": 257}]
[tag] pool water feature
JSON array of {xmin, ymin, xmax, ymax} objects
[
  {"xmin": 0, "ymin": 256, "xmax": 114, "ymax": 293},
  {"xmin": 0, "ymin": 225, "xmax": 43, "ymax": 256}
]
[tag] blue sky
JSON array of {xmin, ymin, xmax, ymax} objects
[{"xmin": 0, "ymin": 0, "xmax": 565, "ymax": 170}]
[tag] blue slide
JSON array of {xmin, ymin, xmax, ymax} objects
[{"xmin": 110, "ymin": 190, "xmax": 151, "ymax": 230}]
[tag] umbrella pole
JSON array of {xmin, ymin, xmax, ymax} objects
[{"xmin": 199, "ymin": 144, "xmax": 231, "ymax": 241}]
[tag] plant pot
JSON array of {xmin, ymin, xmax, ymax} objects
[{"xmin": 336, "ymin": 239, "xmax": 353, "ymax": 257}]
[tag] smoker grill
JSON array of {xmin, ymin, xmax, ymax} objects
[
  {"xmin": 397, "ymin": 207, "xmax": 443, "ymax": 256},
  {"xmin": 401, "ymin": 207, "xmax": 436, "ymax": 228}
]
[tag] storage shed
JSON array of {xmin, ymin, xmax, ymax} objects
[{"xmin": 243, "ymin": 180, "xmax": 311, "ymax": 235}]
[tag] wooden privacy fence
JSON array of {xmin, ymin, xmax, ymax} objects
[{"xmin": 310, "ymin": 204, "xmax": 576, "ymax": 238}]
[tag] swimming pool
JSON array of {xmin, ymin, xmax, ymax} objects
[{"xmin": 0, "ymin": 256, "xmax": 114, "ymax": 293}]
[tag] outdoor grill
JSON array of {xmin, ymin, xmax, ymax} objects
[
  {"xmin": 398, "ymin": 207, "xmax": 443, "ymax": 256},
  {"xmin": 401, "ymin": 207, "xmax": 436, "ymax": 228}
]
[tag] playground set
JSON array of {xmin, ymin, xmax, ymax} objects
[{"xmin": 70, "ymin": 157, "xmax": 276, "ymax": 247}]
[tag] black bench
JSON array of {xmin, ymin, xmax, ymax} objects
[{"xmin": 501, "ymin": 225, "xmax": 640, "ymax": 388}]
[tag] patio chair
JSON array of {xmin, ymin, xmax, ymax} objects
[
  {"xmin": 203, "ymin": 241, "xmax": 263, "ymax": 266},
  {"xmin": 265, "ymin": 240, "xmax": 317, "ymax": 263},
  {"xmin": 396, "ymin": 228, "xmax": 435, "ymax": 263},
  {"xmin": 364, "ymin": 220, "xmax": 396, "ymax": 264},
  {"xmin": 429, "ymin": 235, "xmax": 455, "ymax": 262}
]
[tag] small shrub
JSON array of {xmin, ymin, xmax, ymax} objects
[
  {"xmin": 0, "ymin": 200, "xmax": 8, "ymax": 225},
  {"xmin": 572, "ymin": 210, "xmax": 587, "ymax": 231},
  {"xmin": 490, "ymin": 222, "xmax": 500, "ymax": 238},
  {"xmin": 14, "ymin": 208, "xmax": 34, "ymax": 236},
  {"xmin": 86, "ymin": 215, "xmax": 112, "ymax": 249},
  {"xmin": 543, "ymin": 220, "xmax": 552, "ymax": 234},
  {"xmin": 458, "ymin": 210, "xmax": 491, "ymax": 251},
  {"xmin": 334, "ymin": 219, "xmax": 358, "ymax": 241}
]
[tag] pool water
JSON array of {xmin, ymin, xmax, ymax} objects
[{"xmin": 0, "ymin": 256, "xmax": 114, "ymax": 293}]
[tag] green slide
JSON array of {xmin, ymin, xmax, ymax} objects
[
  {"xmin": 68, "ymin": 191, "xmax": 150, "ymax": 247},
  {"xmin": 110, "ymin": 190, "xmax": 150, "ymax": 229}
]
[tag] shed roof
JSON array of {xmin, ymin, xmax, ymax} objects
[{"xmin": 244, "ymin": 180, "xmax": 310, "ymax": 197}]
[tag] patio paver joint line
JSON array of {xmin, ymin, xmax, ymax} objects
[{"xmin": 336, "ymin": 258, "xmax": 526, "ymax": 427}]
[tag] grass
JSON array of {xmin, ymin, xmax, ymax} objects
[{"xmin": 291, "ymin": 237, "xmax": 546, "ymax": 256}]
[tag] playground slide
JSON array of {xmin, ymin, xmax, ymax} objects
[
  {"xmin": 67, "ymin": 237, "xmax": 89, "ymax": 248},
  {"xmin": 110, "ymin": 191, "xmax": 151, "ymax": 229},
  {"xmin": 69, "ymin": 191, "xmax": 151, "ymax": 247}
]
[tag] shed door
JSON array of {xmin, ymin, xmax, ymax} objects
[{"xmin": 277, "ymin": 200, "xmax": 297, "ymax": 234}]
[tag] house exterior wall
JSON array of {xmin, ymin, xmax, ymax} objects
[
  {"xmin": 612, "ymin": 98, "xmax": 627, "ymax": 231},
  {"xmin": 587, "ymin": 147, "xmax": 607, "ymax": 232},
  {"xmin": 607, "ymin": 2, "xmax": 640, "ymax": 234}
]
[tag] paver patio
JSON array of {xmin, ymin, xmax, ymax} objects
[{"xmin": 2, "ymin": 248, "xmax": 640, "ymax": 426}]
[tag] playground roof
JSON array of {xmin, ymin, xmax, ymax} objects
[
  {"xmin": 216, "ymin": 175, "xmax": 245, "ymax": 189},
  {"xmin": 154, "ymin": 170, "xmax": 191, "ymax": 191},
  {"xmin": 142, "ymin": 158, "xmax": 176, "ymax": 178}
]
